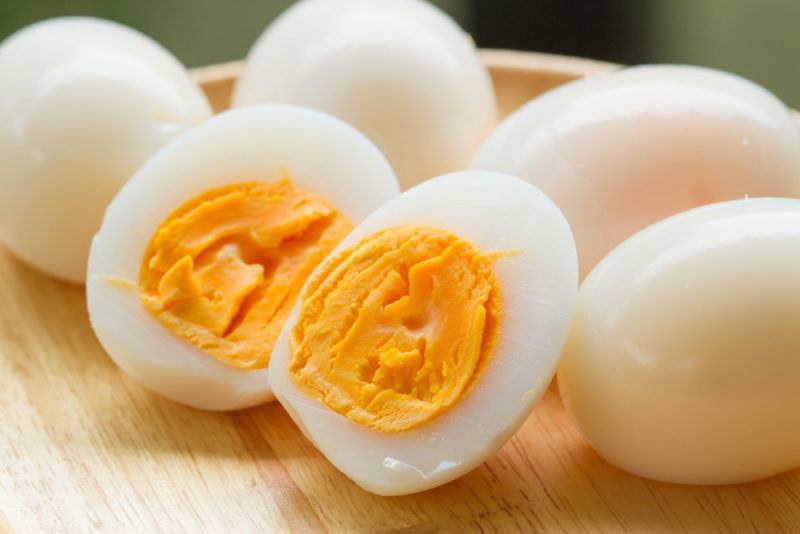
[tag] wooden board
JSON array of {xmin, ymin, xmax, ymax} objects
[{"xmin": 2, "ymin": 50, "xmax": 799, "ymax": 533}]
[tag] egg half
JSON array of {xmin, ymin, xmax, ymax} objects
[
  {"xmin": 232, "ymin": 0, "xmax": 497, "ymax": 190},
  {"xmin": 559, "ymin": 198, "xmax": 800, "ymax": 485},
  {"xmin": 471, "ymin": 64, "xmax": 800, "ymax": 279},
  {"xmin": 269, "ymin": 171, "xmax": 578, "ymax": 495},
  {"xmin": 87, "ymin": 105, "xmax": 399, "ymax": 410},
  {"xmin": 0, "ymin": 17, "xmax": 211, "ymax": 283}
]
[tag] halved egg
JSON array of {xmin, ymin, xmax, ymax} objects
[
  {"xmin": 559, "ymin": 198, "xmax": 800, "ymax": 484},
  {"xmin": 471, "ymin": 65, "xmax": 800, "ymax": 279},
  {"xmin": 233, "ymin": 0, "xmax": 497, "ymax": 190},
  {"xmin": 86, "ymin": 105, "xmax": 399, "ymax": 410},
  {"xmin": 0, "ymin": 17, "xmax": 211, "ymax": 283},
  {"xmin": 269, "ymin": 171, "xmax": 578, "ymax": 495}
]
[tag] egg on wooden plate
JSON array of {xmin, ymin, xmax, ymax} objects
[
  {"xmin": 471, "ymin": 65, "xmax": 800, "ymax": 279},
  {"xmin": 269, "ymin": 171, "xmax": 578, "ymax": 495},
  {"xmin": 559, "ymin": 198, "xmax": 800, "ymax": 485},
  {"xmin": 0, "ymin": 17, "xmax": 211, "ymax": 283},
  {"xmin": 86, "ymin": 105, "xmax": 399, "ymax": 410},
  {"xmin": 233, "ymin": 0, "xmax": 497, "ymax": 190}
]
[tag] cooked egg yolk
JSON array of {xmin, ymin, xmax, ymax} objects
[
  {"xmin": 289, "ymin": 226, "xmax": 502, "ymax": 432},
  {"xmin": 139, "ymin": 178, "xmax": 352, "ymax": 370}
]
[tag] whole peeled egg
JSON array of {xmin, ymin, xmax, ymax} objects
[
  {"xmin": 87, "ymin": 104, "xmax": 399, "ymax": 410},
  {"xmin": 232, "ymin": 0, "xmax": 497, "ymax": 190},
  {"xmin": 0, "ymin": 17, "xmax": 211, "ymax": 283},
  {"xmin": 559, "ymin": 198, "xmax": 800, "ymax": 485},
  {"xmin": 471, "ymin": 65, "xmax": 800, "ymax": 279},
  {"xmin": 270, "ymin": 171, "xmax": 578, "ymax": 495}
]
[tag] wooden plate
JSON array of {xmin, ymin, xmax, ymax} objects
[{"xmin": 2, "ymin": 50, "xmax": 798, "ymax": 533}]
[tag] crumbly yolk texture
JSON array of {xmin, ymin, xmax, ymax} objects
[
  {"xmin": 289, "ymin": 226, "xmax": 503, "ymax": 432},
  {"xmin": 139, "ymin": 178, "xmax": 352, "ymax": 370}
]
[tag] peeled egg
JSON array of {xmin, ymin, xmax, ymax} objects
[
  {"xmin": 0, "ymin": 17, "xmax": 211, "ymax": 283},
  {"xmin": 269, "ymin": 171, "xmax": 578, "ymax": 495},
  {"xmin": 471, "ymin": 65, "xmax": 800, "ymax": 279},
  {"xmin": 559, "ymin": 198, "xmax": 800, "ymax": 485},
  {"xmin": 87, "ymin": 105, "xmax": 399, "ymax": 410},
  {"xmin": 232, "ymin": 0, "xmax": 497, "ymax": 189}
]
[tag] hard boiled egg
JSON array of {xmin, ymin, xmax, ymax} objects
[
  {"xmin": 232, "ymin": 0, "xmax": 497, "ymax": 189},
  {"xmin": 0, "ymin": 17, "xmax": 211, "ymax": 283},
  {"xmin": 471, "ymin": 65, "xmax": 800, "ymax": 279},
  {"xmin": 87, "ymin": 105, "xmax": 399, "ymax": 410},
  {"xmin": 559, "ymin": 198, "xmax": 800, "ymax": 485},
  {"xmin": 269, "ymin": 171, "xmax": 578, "ymax": 495}
]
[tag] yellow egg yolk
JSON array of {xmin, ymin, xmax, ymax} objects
[
  {"xmin": 139, "ymin": 178, "xmax": 352, "ymax": 370},
  {"xmin": 289, "ymin": 226, "xmax": 502, "ymax": 432}
]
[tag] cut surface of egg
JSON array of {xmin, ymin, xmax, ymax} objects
[
  {"xmin": 0, "ymin": 17, "xmax": 211, "ymax": 283},
  {"xmin": 470, "ymin": 64, "xmax": 800, "ymax": 279},
  {"xmin": 87, "ymin": 105, "xmax": 399, "ymax": 410},
  {"xmin": 233, "ymin": 0, "xmax": 497, "ymax": 190},
  {"xmin": 559, "ymin": 198, "xmax": 800, "ymax": 485},
  {"xmin": 270, "ymin": 171, "xmax": 578, "ymax": 495}
]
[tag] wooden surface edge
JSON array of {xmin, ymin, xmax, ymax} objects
[
  {"xmin": 478, "ymin": 48, "xmax": 620, "ymax": 77},
  {"xmin": 190, "ymin": 59, "xmax": 244, "ymax": 86},
  {"xmin": 187, "ymin": 50, "xmax": 622, "ymax": 116},
  {"xmin": 188, "ymin": 50, "xmax": 620, "ymax": 87}
]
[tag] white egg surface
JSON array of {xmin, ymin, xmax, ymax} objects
[
  {"xmin": 0, "ymin": 17, "xmax": 211, "ymax": 283},
  {"xmin": 269, "ymin": 171, "xmax": 578, "ymax": 495},
  {"xmin": 559, "ymin": 198, "xmax": 800, "ymax": 485},
  {"xmin": 232, "ymin": 0, "xmax": 497, "ymax": 190},
  {"xmin": 470, "ymin": 65, "xmax": 800, "ymax": 279},
  {"xmin": 87, "ymin": 105, "xmax": 399, "ymax": 410}
]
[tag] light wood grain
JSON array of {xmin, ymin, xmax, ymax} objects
[{"xmin": 2, "ymin": 50, "xmax": 799, "ymax": 533}]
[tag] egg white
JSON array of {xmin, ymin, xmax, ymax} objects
[
  {"xmin": 87, "ymin": 104, "xmax": 399, "ymax": 410},
  {"xmin": 470, "ymin": 64, "xmax": 800, "ymax": 279},
  {"xmin": 0, "ymin": 17, "xmax": 211, "ymax": 283},
  {"xmin": 559, "ymin": 198, "xmax": 800, "ymax": 485},
  {"xmin": 269, "ymin": 171, "xmax": 578, "ymax": 495},
  {"xmin": 232, "ymin": 0, "xmax": 497, "ymax": 189}
]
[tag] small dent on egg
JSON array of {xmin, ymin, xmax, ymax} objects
[
  {"xmin": 422, "ymin": 431, "xmax": 446, "ymax": 443},
  {"xmin": 623, "ymin": 339, "xmax": 660, "ymax": 370},
  {"xmin": 102, "ymin": 275, "xmax": 135, "ymax": 291},
  {"xmin": 521, "ymin": 377, "xmax": 546, "ymax": 402},
  {"xmin": 382, "ymin": 456, "xmax": 462, "ymax": 479}
]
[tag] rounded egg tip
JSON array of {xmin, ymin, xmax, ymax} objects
[
  {"xmin": 559, "ymin": 197, "xmax": 800, "ymax": 485},
  {"xmin": 0, "ymin": 15, "xmax": 211, "ymax": 284},
  {"xmin": 232, "ymin": 0, "xmax": 497, "ymax": 191}
]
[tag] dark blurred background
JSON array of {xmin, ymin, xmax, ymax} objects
[{"xmin": 1, "ymin": 0, "xmax": 797, "ymax": 105}]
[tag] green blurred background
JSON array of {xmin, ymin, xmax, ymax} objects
[{"xmin": 1, "ymin": 0, "xmax": 798, "ymax": 106}]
